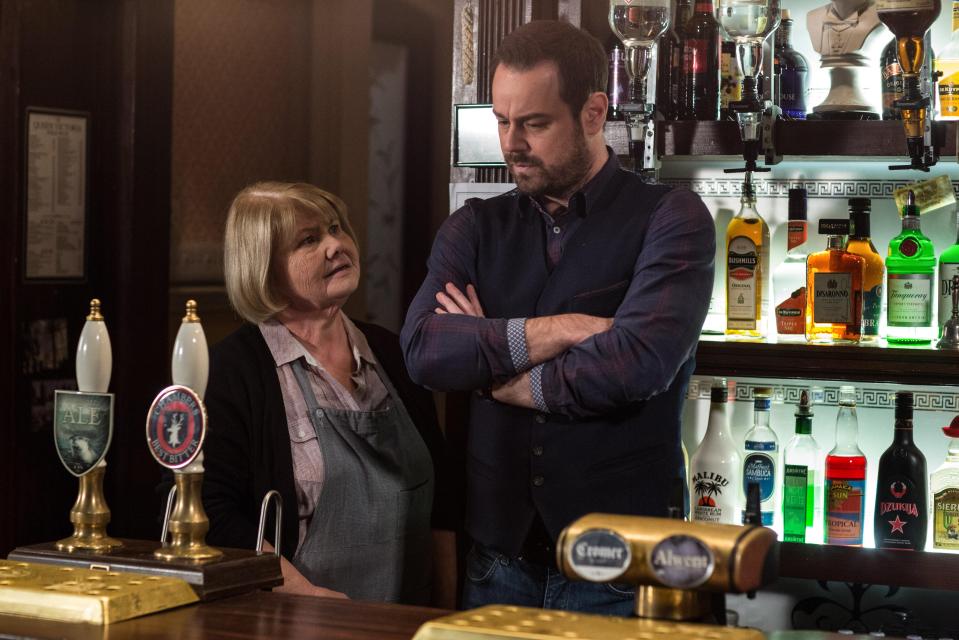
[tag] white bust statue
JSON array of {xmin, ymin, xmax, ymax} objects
[
  {"xmin": 807, "ymin": 0, "xmax": 883, "ymax": 58},
  {"xmin": 806, "ymin": 0, "xmax": 888, "ymax": 115}
]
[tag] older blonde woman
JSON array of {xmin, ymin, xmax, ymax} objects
[{"xmin": 202, "ymin": 182, "xmax": 455, "ymax": 605}]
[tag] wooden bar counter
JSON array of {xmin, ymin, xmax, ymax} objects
[{"xmin": 0, "ymin": 591, "xmax": 449, "ymax": 639}]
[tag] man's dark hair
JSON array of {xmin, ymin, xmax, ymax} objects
[{"xmin": 492, "ymin": 20, "xmax": 608, "ymax": 117}]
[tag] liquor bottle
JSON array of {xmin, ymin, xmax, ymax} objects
[
  {"xmin": 726, "ymin": 181, "xmax": 770, "ymax": 339},
  {"xmin": 690, "ymin": 379, "xmax": 741, "ymax": 524},
  {"xmin": 773, "ymin": 10, "xmax": 808, "ymax": 120},
  {"xmin": 773, "ymin": 188, "xmax": 809, "ymax": 341},
  {"xmin": 932, "ymin": 415, "xmax": 959, "ymax": 551},
  {"xmin": 825, "ymin": 385, "xmax": 867, "ymax": 547},
  {"xmin": 886, "ymin": 190, "xmax": 937, "ymax": 345},
  {"xmin": 845, "ymin": 199, "xmax": 885, "ymax": 342},
  {"xmin": 881, "ymin": 37, "xmax": 905, "ymax": 120},
  {"xmin": 939, "ymin": 209, "xmax": 959, "ymax": 338},
  {"xmin": 607, "ymin": 41, "xmax": 629, "ymax": 121},
  {"xmin": 783, "ymin": 390, "xmax": 823, "ymax": 544},
  {"xmin": 937, "ymin": 1, "xmax": 959, "ymax": 119},
  {"xmin": 681, "ymin": 0, "xmax": 721, "ymax": 120},
  {"xmin": 660, "ymin": 0, "xmax": 694, "ymax": 120},
  {"xmin": 742, "ymin": 387, "xmax": 779, "ymax": 529},
  {"xmin": 805, "ymin": 219, "xmax": 865, "ymax": 344},
  {"xmin": 874, "ymin": 391, "xmax": 927, "ymax": 551},
  {"xmin": 720, "ymin": 39, "xmax": 743, "ymax": 120}
]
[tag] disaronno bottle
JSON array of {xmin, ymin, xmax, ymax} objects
[
  {"xmin": 805, "ymin": 219, "xmax": 865, "ymax": 344},
  {"xmin": 690, "ymin": 379, "xmax": 741, "ymax": 524},
  {"xmin": 932, "ymin": 416, "xmax": 959, "ymax": 551},
  {"xmin": 726, "ymin": 180, "xmax": 770, "ymax": 339}
]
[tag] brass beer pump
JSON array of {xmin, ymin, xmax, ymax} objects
[
  {"xmin": 153, "ymin": 300, "xmax": 222, "ymax": 562},
  {"xmin": 413, "ymin": 486, "xmax": 778, "ymax": 639},
  {"xmin": 56, "ymin": 299, "xmax": 122, "ymax": 553}
]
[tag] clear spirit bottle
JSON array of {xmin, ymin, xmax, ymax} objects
[
  {"xmin": 932, "ymin": 416, "xmax": 959, "ymax": 551},
  {"xmin": 845, "ymin": 199, "xmax": 885, "ymax": 342},
  {"xmin": 783, "ymin": 389, "xmax": 822, "ymax": 544},
  {"xmin": 690, "ymin": 379, "xmax": 741, "ymax": 524},
  {"xmin": 874, "ymin": 392, "xmax": 927, "ymax": 551},
  {"xmin": 825, "ymin": 385, "xmax": 867, "ymax": 547},
  {"xmin": 805, "ymin": 219, "xmax": 865, "ymax": 344},
  {"xmin": 726, "ymin": 181, "xmax": 770, "ymax": 339},
  {"xmin": 886, "ymin": 191, "xmax": 937, "ymax": 344},
  {"xmin": 773, "ymin": 188, "xmax": 809, "ymax": 341},
  {"xmin": 939, "ymin": 208, "xmax": 959, "ymax": 338},
  {"xmin": 742, "ymin": 387, "xmax": 779, "ymax": 530}
]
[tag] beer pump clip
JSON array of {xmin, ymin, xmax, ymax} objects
[{"xmin": 54, "ymin": 299, "xmax": 121, "ymax": 553}]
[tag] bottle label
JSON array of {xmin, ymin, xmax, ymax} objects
[
  {"xmin": 939, "ymin": 263, "xmax": 959, "ymax": 334},
  {"xmin": 876, "ymin": 0, "xmax": 935, "ymax": 11},
  {"xmin": 938, "ymin": 64, "xmax": 959, "ymax": 117},
  {"xmin": 776, "ymin": 287, "xmax": 806, "ymax": 334},
  {"xmin": 779, "ymin": 69, "xmax": 807, "ymax": 114},
  {"xmin": 727, "ymin": 235, "xmax": 759, "ymax": 328},
  {"xmin": 888, "ymin": 273, "xmax": 933, "ymax": 327},
  {"xmin": 863, "ymin": 283, "xmax": 883, "ymax": 336},
  {"xmin": 934, "ymin": 486, "xmax": 959, "ymax": 550},
  {"xmin": 882, "ymin": 61, "xmax": 905, "ymax": 112},
  {"xmin": 826, "ymin": 478, "xmax": 865, "ymax": 545},
  {"xmin": 743, "ymin": 450, "xmax": 776, "ymax": 506},
  {"xmin": 787, "ymin": 221, "xmax": 807, "ymax": 252},
  {"xmin": 812, "ymin": 272, "xmax": 853, "ymax": 324},
  {"xmin": 783, "ymin": 464, "xmax": 810, "ymax": 543},
  {"xmin": 690, "ymin": 469, "xmax": 734, "ymax": 523},
  {"xmin": 875, "ymin": 475, "xmax": 923, "ymax": 549},
  {"xmin": 720, "ymin": 48, "xmax": 742, "ymax": 108},
  {"xmin": 684, "ymin": 38, "xmax": 709, "ymax": 75}
]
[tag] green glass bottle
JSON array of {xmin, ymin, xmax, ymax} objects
[{"xmin": 886, "ymin": 191, "xmax": 937, "ymax": 344}]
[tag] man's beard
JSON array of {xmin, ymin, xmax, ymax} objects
[{"xmin": 505, "ymin": 130, "xmax": 592, "ymax": 199}]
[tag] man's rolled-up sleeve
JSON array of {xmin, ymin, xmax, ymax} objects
[
  {"xmin": 401, "ymin": 204, "xmax": 522, "ymax": 391},
  {"xmin": 536, "ymin": 189, "xmax": 715, "ymax": 418}
]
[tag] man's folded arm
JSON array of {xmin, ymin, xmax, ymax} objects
[{"xmin": 534, "ymin": 190, "xmax": 716, "ymax": 418}]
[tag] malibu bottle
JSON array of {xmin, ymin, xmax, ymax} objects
[
  {"xmin": 874, "ymin": 391, "xmax": 928, "ymax": 550},
  {"xmin": 690, "ymin": 379, "xmax": 741, "ymax": 524}
]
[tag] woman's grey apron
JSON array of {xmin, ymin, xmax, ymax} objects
[{"xmin": 289, "ymin": 358, "xmax": 433, "ymax": 604}]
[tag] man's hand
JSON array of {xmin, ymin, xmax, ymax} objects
[
  {"xmin": 525, "ymin": 314, "xmax": 613, "ymax": 364},
  {"xmin": 435, "ymin": 283, "xmax": 485, "ymax": 317}
]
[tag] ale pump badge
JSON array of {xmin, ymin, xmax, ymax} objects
[{"xmin": 146, "ymin": 385, "xmax": 206, "ymax": 470}]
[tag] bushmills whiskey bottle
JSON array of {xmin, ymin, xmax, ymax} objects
[
  {"xmin": 726, "ymin": 180, "xmax": 770, "ymax": 339},
  {"xmin": 874, "ymin": 391, "xmax": 927, "ymax": 551}
]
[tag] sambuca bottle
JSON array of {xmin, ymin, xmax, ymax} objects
[
  {"xmin": 690, "ymin": 379, "xmax": 741, "ymax": 524},
  {"xmin": 742, "ymin": 387, "xmax": 779, "ymax": 529}
]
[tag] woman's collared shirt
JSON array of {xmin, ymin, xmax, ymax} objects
[{"xmin": 259, "ymin": 315, "xmax": 390, "ymax": 549}]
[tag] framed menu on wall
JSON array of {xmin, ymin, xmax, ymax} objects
[{"xmin": 23, "ymin": 108, "xmax": 90, "ymax": 281}]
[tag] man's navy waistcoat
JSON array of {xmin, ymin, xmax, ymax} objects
[{"xmin": 465, "ymin": 171, "xmax": 695, "ymax": 556}]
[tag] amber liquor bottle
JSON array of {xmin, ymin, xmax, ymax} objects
[
  {"xmin": 726, "ymin": 180, "xmax": 770, "ymax": 339},
  {"xmin": 874, "ymin": 391, "xmax": 928, "ymax": 551},
  {"xmin": 845, "ymin": 199, "xmax": 885, "ymax": 341},
  {"xmin": 805, "ymin": 219, "xmax": 865, "ymax": 343}
]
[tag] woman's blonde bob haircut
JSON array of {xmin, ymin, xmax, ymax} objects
[{"xmin": 224, "ymin": 182, "xmax": 357, "ymax": 324}]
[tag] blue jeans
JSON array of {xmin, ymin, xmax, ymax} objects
[{"xmin": 461, "ymin": 543, "xmax": 636, "ymax": 616}]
